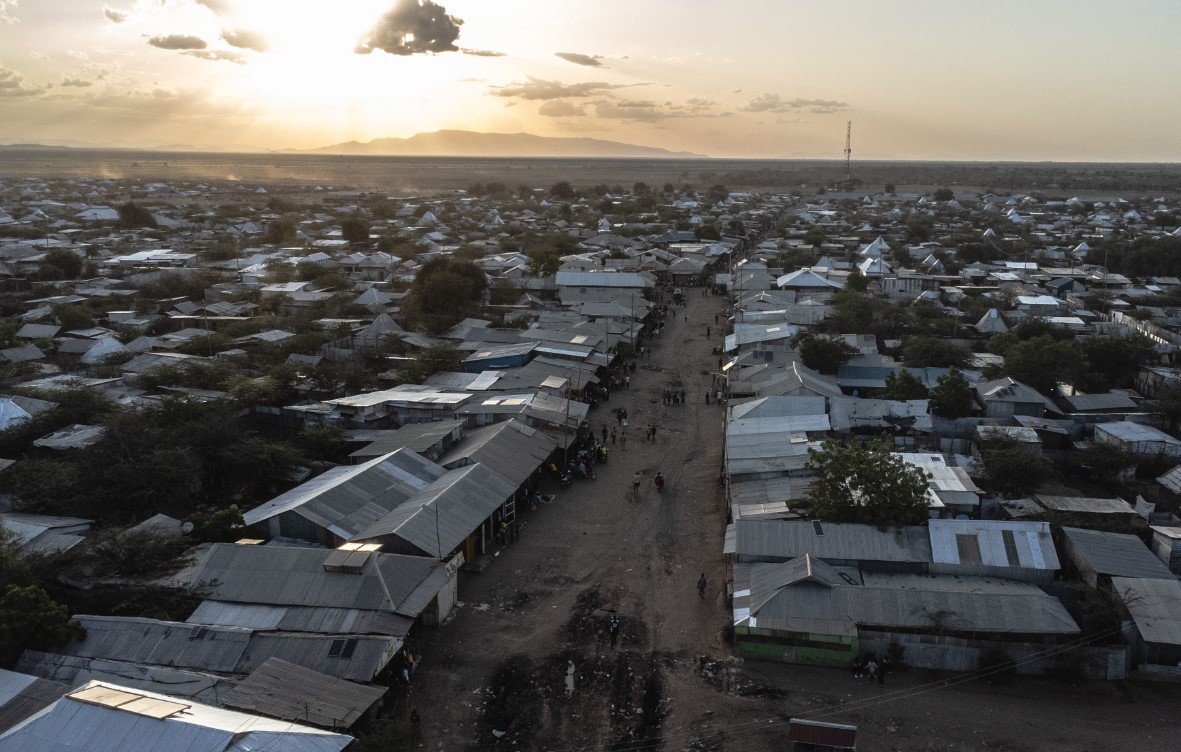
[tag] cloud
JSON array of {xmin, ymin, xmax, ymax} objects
[
  {"xmin": 538, "ymin": 99, "xmax": 585, "ymax": 117},
  {"xmin": 148, "ymin": 34, "xmax": 208, "ymax": 50},
  {"xmin": 195, "ymin": 0, "xmax": 231, "ymax": 16},
  {"xmin": 355, "ymin": 0, "xmax": 463, "ymax": 56},
  {"xmin": 102, "ymin": 5, "xmax": 127, "ymax": 23},
  {"xmin": 555, "ymin": 52, "xmax": 604, "ymax": 68},
  {"xmin": 0, "ymin": 0, "xmax": 17, "ymax": 25},
  {"xmin": 740, "ymin": 93, "xmax": 850, "ymax": 114},
  {"xmin": 221, "ymin": 28, "xmax": 268, "ymax": 52},
  {"xmin": 0, "ymin": 65, "xmax": 47, "ymax": 97},
  {"xmin": 490, "ymin": 77, "xmax": 627, "ymax": 101},
  {"xmin": 61, "ymin": 78, "xmax": 93, "ymax": 88},
  {"xmin": 592, "ymin": 97, "xmax": 722, "ymax": 121},
  {"xmin": 183, "ymin": 49, "xmax": 246, "ymax": 64},
  {"xmin": 461, "ymin": 48, "xmax": 504, "ymax": 57}
]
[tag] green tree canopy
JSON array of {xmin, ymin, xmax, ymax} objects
[
  {"xmin": 266, "ymin": 217, "xmax": 298, "ymax": 246},
  {"xmin": 929, "ymin": 367, "xmax": 974, "ymax": 419},
  {"xmin": 340, "ymin": 218, "xmax": 370, "ymax": 244},
  {"xmin": 40, "ymin": 248, "xmax": 84, "ymax": 280},
  {"xmin": 1079, "ymin": 335, "xmax": 1156, "ymax": 390},
  {"xmin": 845, "ymin": 267, "xmax": 869, "ymax": 293},
  {"xmin": 0, "ymin": 584, "xmax": 85, "ymax": 666},
  {"xmin": 806, "ymin": 441, "xmax": 931, "ymax": 527},
  {"xmin": 796, "ymin": 333, "xmax": 856, "ymax": 374},
  {"xmin": 117, "ymin": 202, "xmax": 157, "ymax": 229},
  {"xmin": 406, "ymin": 257, "xmax": 488, "ymax": 334},
  {"xmin": 549, "ymin": 181, "xmax": 576, "ymax": 200},
  {"xmin": 901, "ymin": 337, "xmax": 970, "ymax": 368},
  {"xmin": 52, "ymin": 303, "xmax": 94, "ymax": 331},
  {"xmin": 989, "ymin": 334, "xmax": 1085, "ymax": 395},
  {"xmin": 980, "ymin": 443, "xmax": 1053, "ymax": 497},
  {"xmin": 881, "ymin": 370, "xmax": 928, "ymax": 401},
  {"xmin": 933, "ymin": 188, "xmax": 955, "ymax": 201}
]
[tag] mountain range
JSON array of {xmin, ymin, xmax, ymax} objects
[{"xmin": 300, "ymin": 130, "xmax": 706, "ymax": 158}]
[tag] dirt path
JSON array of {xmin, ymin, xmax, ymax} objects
[{"xmin": 401, "ymin": 288, "xmax": 1181, "ymax": 752}]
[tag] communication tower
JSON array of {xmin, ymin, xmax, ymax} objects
[{"xmin": 844, "ymin": 121, "xmax": 852, "ymax": 179}]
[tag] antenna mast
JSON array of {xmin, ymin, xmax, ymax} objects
[{"xmin": 843, "ymin": 121, "xmax": 852, "ymax": 180}]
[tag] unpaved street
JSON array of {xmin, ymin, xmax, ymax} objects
[{"xmin": 403, "ymin": 289, "xmax": 1181, "ymax": 752}]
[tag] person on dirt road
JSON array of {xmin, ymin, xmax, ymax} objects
[
  {"xmin": 609, "ymin": 614, "xmax": 621, "ymax": 647},
  {"xmin": 601, "ymin": 425, "xmax": 608, "ymax": 444},
  {"xmin": 697, "ymin": 573, "xmax": 707, "ymax": 598},
  {"xmin": 654, "ymin": 472, "xmax": 665, "ymax": 492},
  {"xmin": 632, "ymin": 472, "xmax": 641, "ymax": 497}
]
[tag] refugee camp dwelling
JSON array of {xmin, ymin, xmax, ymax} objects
[
  {"xmin": 927, "ymin": 519, "xmax": 1059, "ymax": 586},
  {"xmin": 1148, "ymin": 525, "xmax": 1181, "ymax": 574},
  {"xmin": 1017, "ymin": 494, "xmax": 1146, "ymax": 533},
  {"xmin": 0, "ymin": 669, "xmax": 68, "ymax": 735},
  {"xmin": 974, "ymin": 377, "xmax": 1061, "ymax": 419},
  {"xmin": 731, "ymin": 554, "xmax": 1080, "ymax": 671},
  {"xmin": 1111, "ymin": 577, "xmax": 1181, "ymax": 673},
  {"xmin": 324, "ymin": 385, "xmax": 473, "ymax": 428},
  {"xmin": 1059, "ymin": 527, "xmax": 1175, "ymax": 588},
  {"xmin": 0, "ymin": 512, "xmax": 92, "ymax": 555},
  {"xmin": 896, "ymin": 453, "xmax": 982, "ymax": 518},
  {"xmin": 345, "ymin": 418, "xmax": 466, "ymax": 464},
  {"xmin": 729, "ymin": 520, "xmax": 932, "ymax": 571},
  {"xmin": 1093, "ymin": 421, "xmax": 1181, "ymax": 458},
  {"xmin": 0, "ymin": 681, "xmax": 353, "ymax": 752}
]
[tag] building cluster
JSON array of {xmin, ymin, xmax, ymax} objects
[
  {"xmin": 1, "ymin": 174, "xmax": 1181, "ymax": 746},
  {"xmin": 720, "ymin": 187, "xmax": 1181, "ymax": 680}
]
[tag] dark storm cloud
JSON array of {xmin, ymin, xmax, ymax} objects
[
  {"xmin": 490, "ymin": 77, "xmax": 627, "ymax": 101},
  {"xmin": 355, "ymin": 0, "xmax": 463, "ymax": 56},
  {"xmin": 102, "ymin": 5, "xmax": 127, "ymax": 23},
  {"xmin": 148, "ymin": 34, "xmax": 208, "ymax": 50},
  {"xmin": 740, "ymin": 93, "xmax": 850, "ymax": 114},
  {"xmin": 221, "ymin": 28, "xmax": 268, "ymax": 52},
  {"xmin": 555, "ymin": 52, "xmax": 604, "ymax": 68}
]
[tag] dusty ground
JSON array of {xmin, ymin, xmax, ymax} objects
[{"xmin": 398, "ymin": 290, "xmax": 1181, "ymax": 752}]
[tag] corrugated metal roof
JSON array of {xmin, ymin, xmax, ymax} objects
[
  {"xmin": 735, "ymin": 563, "xmax": 1079, "ymax": 636},
  {"xmin": 438, "ymin": 419, "xmax": 557, "ymax": 487},
  {"xmin": 0, "ymin": 670, "xmax": 67, "ymax": 735},
  {"xmin": 928, "ymin": 519, "xmax": 1059, "ymax": 571},
  {"xmin": 0, "ymin": 680, "xmax": 352, "ymax": 752},
  {"xmin": 221, "ymin": 659, "xmax": 386, "ymax": 729},
  {"xmin": 1111, "ymin": 577, "xmax": 1181, "ymax": 646},
  {"xmin": 186, "ymin": 543, "xmax": 447, "ymax": 618},
  {"xmin": 351, "ymin": 464, "xmax": 516, "ymax": 555},
  {"xmin": 734, "ymin": 520, "xmax": 932, "ymax": 564},
  {"xmin": 1062, "ymin": 528, "xmax": 1176, "ymax": 580},
  {"xmin": 242, "ymin": 449, "xmax": 447, "ymax": 534},
  {"xmin": 1095, "ymin": 421, "xmax": 1181, "ymax": 445}
]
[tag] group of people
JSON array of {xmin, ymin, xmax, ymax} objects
[
  {"xmin": 662, "ymin": 388, "xmax": 687, "ymax": 406},
  {"xmin": 852, "ymin": 654, "xmax": 891, "ymax": 686}
]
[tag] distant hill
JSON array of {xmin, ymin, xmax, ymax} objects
[{"xmin": 302, "ymin": 130, "xmax": 706, "ymax": 158}]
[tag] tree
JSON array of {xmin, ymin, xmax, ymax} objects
[
  {"xmin": 992, "ymin": 335, "xmax": 1085, "ymax": 395},
  {"xmin": 0, "ymin": 584, "xmax": 85, "ymax": 666},
  {"xmin": 395, "ymin": 345, "xmax": 463, "ymax": 384},
  {"xmin": 803, "ymin": 228, "xmax": 827, "ymax": 247},
  {"xmin": 40, "ymin": 248, "xmax": 84, "ymax": 280},
  {"xmin": 806, "ymin": 441, "xmax": 931, "ymax": 527},
  {"xmin": 901, "ymin": 337, "xmax": 970, "ymax": 368},
  {"xmin": 1150, "ymin": 384, "xmax": 1181, "ymax": 431},
  {"xmin": 929, "ymin": 368, "xmax": 974, "ymax": 419},
  {"xmin": 117, "ymin": 201, "xmax": 157, "ymax": 229},
  {"xmin": 980, "ymin": 443, "xmax": 1053, "ymax": 497},
  {"xmin": 406, "ymin": 257, "xmax": 488, "ymax": 334},
  {"xmin": 933, "ymin": 188, "xmax": 955, "ymax": 202},
  {"xmin": 52, "ymin": 303, "xmax": 95, "ymax": 331},
  {"xmin": 549, "ymin": 181, "xmax": 576, "ymax": 200},
  {"xmin": 1080, "ymin": 335, "xmax": 1156, "ymax": 390},
  {"xmin": 884, "ymin": 182, "xmax": 895, "ymax": 194},
  {"xmin": 266, "ymin": 217, "xmax": 298, "ymax": 246},
  {"xmin": 796, "ymin": 333, "xmax": 856, "ymax": 374},
  {"xmin": 706, "ymin": 184, "xmax": 729, "ymax": 202},
  {"xmin": 340, "ymin": 218, "xmax": 370, "ymax": 245},
  {"xmin": 845, "ymin": 267, "xmax": 869, "ymax": 293},
  {"xmin": 882, "ymin": 370, "xmax": 928, "ymax": 400}
]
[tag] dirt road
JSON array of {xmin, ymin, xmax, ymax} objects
[{"xmin": 402, "ymin": 288, "xmax": 1181, "ymax": 752}]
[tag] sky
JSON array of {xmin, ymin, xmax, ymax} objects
[{"xmin": 0, "ymin": 0, "xmax": 1178, "ymax": 160}]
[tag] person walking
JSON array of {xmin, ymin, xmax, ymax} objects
[
  {"xmin": 651, "ymin": 424, "xmax": 658, "ymax": 441},
  {"xmin": 610, "ymin": 427, "xmax": 617, "ymax": 445},
  {"xmin": 706, "ymin": 326, "xmax": 711, "ymax": 338},
  {"xmin": 696, "ymin": 573, "xmax": 707, "ymax": 598},
  {"xmin": 609, "ymin": 614, "xmax": 621, "ymax": 647},
  {"xmin": 705, "ymin": 390, "xmax": 711, "ymax": 405},
  {"xmin": 878, "ymin": 655, "xmax": 891, "ymax": 686},
  {"xmin": 620, "ymin": 429, "xmax": 627, "ymax": 448},
  {"xmin": 631, "ymin": 472, "xmax": 641, "ymax": 498},
  {"xmin": 601, "ymin": 425, "xmax": 608, "ymax": 444},
  {"xmin": 616, "ymin": 410, "xmax": 623, "ymax": 426}
]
